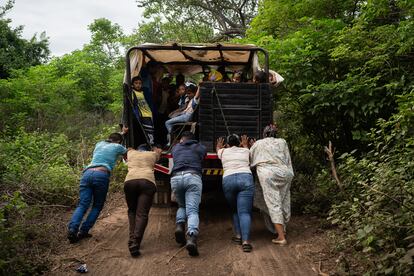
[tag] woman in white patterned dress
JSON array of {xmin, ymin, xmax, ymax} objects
[{"xmin": 250, "ymin": 124, "xmax": 294, "ymax": 245}]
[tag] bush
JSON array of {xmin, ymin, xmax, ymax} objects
[
  {"xmin": 327, "ymin": 90, "xmax": 414, "ymax": 274},
  {"xmin": 0, "ymin": 130, "xmax": 79, "ymax": 205},
  {"xmin": 0, "ymin": 192, "xmax": 49, "ymax": 275}
]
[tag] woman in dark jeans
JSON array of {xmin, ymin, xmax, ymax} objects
[
  {"xmin": 124, "ymin": 144, "xmax": 162, "ymax": 257},
  {"xmin": 216, "ymin": 134, "xmax": 255, "ymax": 252}
]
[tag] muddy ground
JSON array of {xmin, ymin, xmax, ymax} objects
[{"xmin": 50, "ymin": 193, "xmax": 340, "ymax": 276}]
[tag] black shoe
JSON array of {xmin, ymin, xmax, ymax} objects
[
  {"xmin": 129, "ymin": 244, "xmax": 141, "ymax": 257},
  {"xmin": 67, "ymin": 230, "xmax": 79, "ymax": 244},
  {"xmin": 186, "ymin": 234, "xmax": 199, "ymax": 256},
  {"xmin": 77, "ymin": 232, "xmax": 92, "ymax": 240},
  {"xmin": 175, "ymin": 223, "xmax": 186, "ymax": 245}
]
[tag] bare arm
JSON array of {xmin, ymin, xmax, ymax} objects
[
  {"xmin": 194, "ymin": 86, "xmax": 201, "ymax": 100},
  {"xmin": 153, "ymin": 147, "xmax": 162, "ymax": 161}
]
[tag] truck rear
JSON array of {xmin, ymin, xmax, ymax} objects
[{"xmin": 121, "ymin": 43, "xmax": 273, "ymax": 204}]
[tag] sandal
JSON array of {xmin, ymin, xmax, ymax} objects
[
  {"xmin": 242, "ymin": 243, "xmax": 253, "ymax": 252},
  {"xmin": 231, "ymin": 236, "xmax": 242, "ymax": 245}
]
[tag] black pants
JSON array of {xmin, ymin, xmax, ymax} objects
[
  {"xmin": 154, "ymin": 112, "xmax": 168, "ymax": 145},
  {"xmin": 124, "ymin": 179, "xmax": 156, "ymax": 248},
  {"xmin": 141, "ymin": 117, "xmax": 155, "ymax": 145}
]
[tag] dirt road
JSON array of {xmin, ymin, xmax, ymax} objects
[{"xmin": 51, "ymin": 196, "xmax": 325, "ymax": 276}]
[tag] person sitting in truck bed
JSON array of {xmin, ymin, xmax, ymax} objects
[
  {"xmin": 169, "ymin": 83, "xmax": 187, "ymax": 110},
  {"xmin": 165, "ymin": 82, "xmax": 200, "ymax": 146},
  {"xmin": 217, "ymin": 65, "xmax": 231, "ymax": 82},
  {"xmin": 232, "ymin": 71, "xmax": 242, "ymax": 83},
  {"xmin": 155, "ymin": 77, "xmax": 174, "ymax": 145},
  {"xmin": 254, "ymin": 70, "xmax": 267, "ymax": 83}
]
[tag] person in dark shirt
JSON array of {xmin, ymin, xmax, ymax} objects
[{"xmin": 170, "ymin": 131, "xmax": 206, "ymax": 256}]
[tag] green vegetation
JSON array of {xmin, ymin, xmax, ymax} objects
[
  {"xmin": 242, "ymin": 0, "xmax": 414, "ymax": 273},
  {"xmin": 0, "ymin": 0, "xmax": 413, "ymax": 274},
  {"xmin": 0, "ymin": 2, "xmax": 125, "ymax": 273}
]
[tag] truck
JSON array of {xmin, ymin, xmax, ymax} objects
[{"xmin": 121, "ymin": 43, "xmax": 273, "ymax": 209}]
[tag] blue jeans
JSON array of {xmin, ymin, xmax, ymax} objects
[
  {"xmin": 222, "ymin": 173, "xmax": 254, "ymax": 242},
  {"xmin": 171, "ymin": 172, "xmax": 202, "ymax": 236},
  {"xmin": 68, "ymin": 170, "xmax": 110, "ymax": 234},
  {"xmin": 165, "ymin": 113, "xmax": 192, "ymax": 133}
]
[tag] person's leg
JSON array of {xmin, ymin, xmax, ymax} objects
[
  {"xmin": 68, "ymin": 171, "xmax": 93, "ymax": 239},
  {"xmin": 124, "ymin": 180, "xmax": 139, "ymax": 246},
  {"xmin": 184, "ymin": 174, "xmax": 202, "ymax": 236},
  {"xmin": 279, "ymin": 178, "xmax": 292, "ymax": 234},
  {"xmin": 133, "ymin": 180, "xmax": 157, "ymax": 248},
  {"xmin": 155, "ymin": 112, "xmax": 168, "ymax": 145},
  {"xmin": 171, "ymin": 175, "xmax": 186, "ymax": 245},
  {"xmin": 79, "ymin": 171, "xmax": 110, "ymax": 234},
  {"xmin": 272, "ymin": 179, "xmax": 291, "ymax": 243},
  {"xmin": 171, "ymin": 176, "xmax": 186, "ymax": 224},
  {"xmin": 183, "ymin": 173, "xmax": 202, "ymax": 256},
  {"xmin": 165, "ymin": 113, "xmax": 192, "ymax": 133},
  {"xmin": 141, "ymin": 117, "xmax": 155, "ymax": 145},
  {"xmin": 222, "ymin": 175, "xmax": 241, "ymax": 240},
  {"xmin": 236, "ymin": 173, "xmax": 255, "ymax": 244},
  {"xmin": 257, "ymin": 166, "xmax": 287, "ymax": 244}
]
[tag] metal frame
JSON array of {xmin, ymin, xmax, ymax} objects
[{"xmin": 125, "ymin": 44, "xmax": 270, "ymax": 88}]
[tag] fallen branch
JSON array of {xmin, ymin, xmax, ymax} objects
[
  {"xmin": 358, "ymin": 181, "xmax": 414, "ymax": 213},
  {"xmin": 166, "ymin": 245, "xmax": 186, "ymax": 264},
  {"xmin": 318, "ymin": 261, "xmax": 329, "ymax": 276},
  {"xmin": 34, "ymin": 204, "xmax": 70, "ymax": 208},
  {"xmin": 324, "ymin": 141, "xmax": 343, "ymax": 190}
]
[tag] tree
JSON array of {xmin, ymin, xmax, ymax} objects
[
  {"xmin": 86, "ymin": 18, "xmax": 124, "ymax": 63},
  {"xmin": 136, "ymin": 0, "xmax": 258, "ymax": 40},
  {"xmin": 0, "ymin": 0, "xmax": 49, "ymax": 79},
  {"xmin": 0, "ymin": 0, "xmax": 14, "ymax": 17},
  {"xmin": 124, "ymin": 16, "xmax": 214, "ymax": 46},
  {"xmin": 243, "ymin": 0, "xmax": 414, "ymax": 153},
  {"xmin": 247, "ymin": 0, "xmax": 364, "ymax": 39}
]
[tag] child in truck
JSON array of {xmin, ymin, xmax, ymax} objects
[
  {"xmin": 131, "ymin": 76, "xmax": 154, "ymax": 145},
  {"xmin": 165, "ymin": 82, "xmax": 200, "ymax": 146}
]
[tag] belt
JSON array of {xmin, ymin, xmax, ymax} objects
[
  {"xmin": 171, "ymin": 170, "xmax": 200, "ymax": 177},
  {"xmin": 85, "ymin": 167, "xmax": 110, "ymax": 174}
]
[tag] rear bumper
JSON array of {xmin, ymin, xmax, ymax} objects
[{"xmin": 155, "ymin": 152, "xmax": 223, "ymax": 178}]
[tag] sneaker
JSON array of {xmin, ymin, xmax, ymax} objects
[
  {"xmin": 67, "ymin": 230, "xmax": 79, "ymax": 244},
  {"xmin": 186, "ymin": 233, "xmax": 199, "ymax": 256},
  {"xmin": 175, "ymin": 223, "xmax": 186, "ymax": 245}
]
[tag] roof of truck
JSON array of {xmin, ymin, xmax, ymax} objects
[
  {"xmin": 126, "ymin": 43, "xmax": 268, "ymax": 78},
  {"xmin": 128, "ymin": 43, "xmax": 264, "ymax": 64}
]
